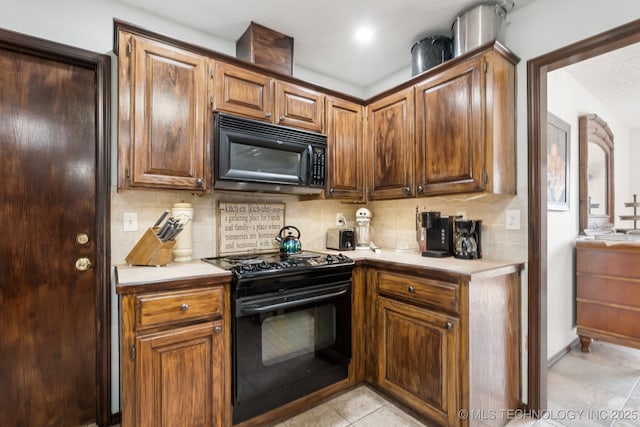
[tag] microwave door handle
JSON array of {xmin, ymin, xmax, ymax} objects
[
  {"xmin": 239, "ymin": 287, "xmax": 349, "ymax": 314},
  {"xmin": 306, "ymin": 145, "xmax": 313, "ymax": 184}
]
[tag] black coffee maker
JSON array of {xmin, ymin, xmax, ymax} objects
[
  {"xmin": 453, "ymin": 219, "xmax": 482, "ymax": 259},
  {"xmin": 418, "ymin": 211, "xmax": 459, "ymax": 258}
]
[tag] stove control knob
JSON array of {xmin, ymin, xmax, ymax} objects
[
  {"xmin": 326, "ymin": 254, "xmax": 334, "ymax": 263},
  {"xmin": 336, "ymin": 253, "xmax": 346, "ymax": 262}
]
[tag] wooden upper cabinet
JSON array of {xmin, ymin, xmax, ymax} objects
[
  {"xmin": 367, "ymin": 88, "xmax": 415, "ymax": 200},
  {"xmin": 415, "ymin": 48, "xmax": 517, "ymax": 196},
  {"xmin": 214, "ymin": 62, "xmax": 325, "ymax": 132},
  {"xmin": 119, "ymin": 33, "xmax": 210, "ymax": 190},
  {"xmin": 415, "ymin": 57, "xmax": 483, "ymax": 196},
  {"xmin": 326, "ymin": 97, "xmax": 364, "ymax": 200},
  {"xmin": 213, "ymin": 61, "xmax": 274, "ymax": 122},
  {"xmin": 275, "ymin": 81, "xmax": 324, "ymax": 132}
]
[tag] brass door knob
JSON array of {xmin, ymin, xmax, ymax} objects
[{"xmin": 75, "ymin": 257, "xmax": 92, "ymax": 271}]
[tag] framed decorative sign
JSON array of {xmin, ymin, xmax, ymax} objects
[
  {"xmin": 547, "ymin": 113, "xmax": 571, "ymax": 211},
  {"xmin": 217, "ymin": 202, "xmax": 285, "ymax": 255}
]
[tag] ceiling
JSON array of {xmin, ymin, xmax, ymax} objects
[
  {"xmin": 114, "ymin": 0, "xmax": 536, "ymax": 88},
  {"xmin": 562, "ymin": 42, "xmax": 640, "ymax": 129}
]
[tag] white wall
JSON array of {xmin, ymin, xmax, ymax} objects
[
  {"xmin": 546, "ymin": 69, "xmax": 633, "ymax": 357},
  {"xmin": 632, "ymin": 127, "xmax": 640, "ymax": 198}
]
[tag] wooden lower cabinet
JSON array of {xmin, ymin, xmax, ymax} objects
[
  {"xmin": 119, "ymin": 281, "xmax": 230, "ymax": 427},
  {"xmin": 377, "ymin": 297, "xmax": 459, "ymax": 426},
  {"xmin": 136, "ymin": 321, "xmax": 224, "ymax": 427},
  {"xmin": 368, "ymin": 266, "xmax": 522, "ymax": 427}
]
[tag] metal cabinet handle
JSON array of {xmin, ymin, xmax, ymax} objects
[
  {"xmin": 404, "ymin": 186, "xmax": 411, "ymax": 194},
  {"xmin": 75, "ymin": 257, "xmax": 92, "ymax": 271},
  {"xmin": 266, "ymin": 112, "xmax": 272, "ymax": 118},
  {"xmin": 196, "ymin": 178, "xmax": 204, "ymax": 187},
  {"xmin": 329, "ymin": 188, "xmax": 334, "ymax": 195},
  {"xmin": 180, "ymin": 303, "xmax": 189, "ymax": 312},
  {"xmin": 408, "ymin": 286, "xmax": 415, "ymax": 294},
  {"xmin": 214, "ymin": 325, "xmax": 222, "ymax": 334},
  {"xmin": 417, "ymin": 185, "xmax": 424, "ymax": 193},
  {"xmin": 445, "ymin": 322, "xmax": 453, "ymax": 330},
  {"xmin": 279, "ymin": 116, "xmax": 285, "ymax": 122}
]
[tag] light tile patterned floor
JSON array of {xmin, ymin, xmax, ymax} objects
[{"xmin": 278, "ymin": 341, "xmax": 640, "ymax": 427}]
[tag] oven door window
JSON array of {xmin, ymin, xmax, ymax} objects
[{"xmin": 262, "ymin": 305, "xmax": 335, "ymax": 366}]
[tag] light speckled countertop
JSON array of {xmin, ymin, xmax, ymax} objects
[
  {"xmin": 114, "ymin": 249, "xmax": 524, "ymax": 289},
  {"xmin": 115, "ymin": 260, "xmax": 230, "ymax": 288},
  {"xmin": 323, "ymin": 248, "xmax": 524, "ymax": 280}
]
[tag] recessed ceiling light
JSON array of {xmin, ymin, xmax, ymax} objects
[{"xmin": 354, "ymin": 26, "xmax": 374, "ymax": 43}]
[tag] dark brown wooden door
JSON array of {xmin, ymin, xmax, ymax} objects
[
  {"xmin": 274, "ymin": 81, "xmax": 324, "ymax": 132},
  {"xmin": 415, "ymin": 57, "xmax": 484, "ymax": 196},
  {"xmin": 367, "ymin": 88, "xmax": 415, "ymax": 200},
  {"xmin": 0, "ymin": 43, "xmax": 103, "ymax": 425},
  {"xmin": 377, "ymin": 297, "xmax": 459, "ymax": 426},
  {"xmin": 128, "ymin": 35, "xmax": 209, "ymax": 190},
  {"xmin": 326, "ymin": 97, "xmax": 364, "ymax": 200},
  {"xmin": 136, "ymin": 320, "xmax": 225, "ymax": 427}
]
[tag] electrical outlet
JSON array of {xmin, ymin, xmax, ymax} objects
[
  {"xmin": 336, "ymin": 213, "xmax": 344, "ymax": 226},
  {"xmin": 123, "ymin": 212, "xmax": 138, "ymax": 232},
  {"xmin": 506, "ymin": 209, "xmax": 521, "ymax": 230}
]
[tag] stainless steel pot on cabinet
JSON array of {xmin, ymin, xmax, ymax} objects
[{"xmin": 452, "ymin": 1, "xmax": 512, "ymax": 57}]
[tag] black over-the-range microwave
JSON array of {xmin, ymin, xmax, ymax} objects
[{"xmin": 214, "ymin": 112, "xmax": 327, "ymax": 194}]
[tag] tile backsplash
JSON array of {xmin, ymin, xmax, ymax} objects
[{"xmin": 110, "ymin": 187, "xmax": 526, "ymax": 265}]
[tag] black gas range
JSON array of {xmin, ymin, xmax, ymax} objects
[
  {"xmin": 202, "ymin": 250, "xmax": 354, "ymax": 297},
  {"xmin": 201, "ymin": 250, "xmax": 355, "ymax": 424}
]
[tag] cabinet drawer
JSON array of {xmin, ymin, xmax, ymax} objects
[
  {"xmin": 377, "ymin": 272, "xmax": 459, "ymax": 314},
  {"xmin": 136, "ymin": 287, "xmax": 223, "ymax": 329}
]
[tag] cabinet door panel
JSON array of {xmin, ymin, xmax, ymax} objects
[
  {"xmin": 136, "ymin": 320, "xmax": 224, "ymax": 427},
  {"xmin": 377, "ymin": 297, "xmax": 458, "ymax": 426},
  {"xmin": 367, "ymin": 88, "xmax": 415, "ymax": 200},
  {"xmin": 130, "ymin": 36, "xmax": 208, "ymax": 189},
  {"xmin": 214, "ymin": 62, "xmax": 273, "ymax": 121},
  {"xmin": 416, "ymin": 58, "xmax": 483, "ymax": 195},
  {"xmin": 275, "ymin": 81, "xmax": 324, "ymax": 132},
  {"xmin": 326, "ymin": 97, "xmax": 364, "ymax": 200}
]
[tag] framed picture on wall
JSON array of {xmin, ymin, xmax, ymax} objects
[{"xmin": 547, "ymin": 112, "xmax": 571, "ymax": 211}]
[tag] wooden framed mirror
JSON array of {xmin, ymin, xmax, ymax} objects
[{"xmin": 579, "ymin": 114, "xmax": 614, "ymax": 234}]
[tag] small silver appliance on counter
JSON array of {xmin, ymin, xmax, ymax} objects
[{"xmin": 326, "ymin": 228, "xmax": 355, "ymax": 251}]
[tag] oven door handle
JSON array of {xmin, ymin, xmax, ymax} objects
[{"xmin": 239, "ymin": 286, "xmax": 349, "ymax": 314}]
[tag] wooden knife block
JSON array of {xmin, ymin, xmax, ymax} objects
[{"xmin": 125, "ymin": 227, "xmax": 176, "ymax": 266}]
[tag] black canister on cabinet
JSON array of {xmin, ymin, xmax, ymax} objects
[{"xmin": 411, "ymin": 35, "xmax": 453, "ymax": 76}]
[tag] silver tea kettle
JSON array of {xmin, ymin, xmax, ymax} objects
[{"xmin": 275, "ymin": 225, "xmax": 302, "ymax": 256}]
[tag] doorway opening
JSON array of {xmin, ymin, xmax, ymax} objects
[{"xmin": 527, "ymin": 18, "xmax": 640, "ymax": 410}]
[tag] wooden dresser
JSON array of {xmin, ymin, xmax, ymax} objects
[{"xmin": 576, "ymin": 239, "xmax": 640, "ymax": 351}]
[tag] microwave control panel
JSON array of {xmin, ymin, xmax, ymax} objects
[{"xmin": 311, "ymin": 147, "xmax": 326, "ymax": 187}]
